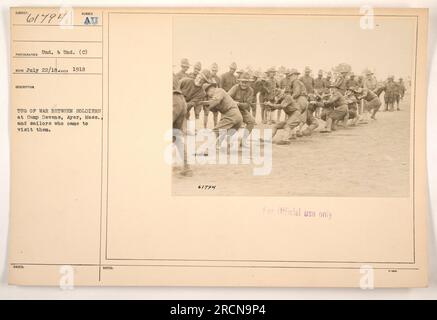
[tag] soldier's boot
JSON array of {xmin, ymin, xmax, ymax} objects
[
  {"xmin": 303, "ymin": 123, "xmax": 317, "ymax": 136},
  {"xmin": 371, "ymin": 109, "xmax": 378, "ymax": 120},
  {"xmin": 286, "ymin": 128, "xmax": 297, "ymax": 142},
  {"xmin": 320, "ymin": 118, "xmax": 332, "ymax": 133},
  {"xmin": 331, "ymin": 120, "xmax": 338, "ymax": 131},
  {"xmin": 274, "ymin": 127, "xmax": 290, "ymax": 145},
  {"xmin": 383, "ymin": 104, "xmax": 388, "ymax": 112},
  {"xmin": 358, "ymin": 112, "xmax": 368, "ymax": 124},
  {"xmin": 342, "ymin": 113, "xmax": 349, "ymax": 128}
]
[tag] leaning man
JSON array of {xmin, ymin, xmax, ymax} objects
[{"xmin": 202, "ymin": 83, "xmax": 243, "ymax": 150}]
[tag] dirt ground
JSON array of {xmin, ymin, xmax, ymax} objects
[{"xmin": 172, "ymin": 95, "xmax": 411, "ymax": 197}]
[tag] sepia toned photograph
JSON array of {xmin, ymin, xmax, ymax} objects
[
  {"xmin": 172, "ymin": 14, "xmax": 416, "ymax": 197},
  {"xmin": 6, "ymin": 6, "xmax": 429, "ymax": 290}
]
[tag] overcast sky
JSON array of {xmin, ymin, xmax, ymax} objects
[{"xmin": 173, "ymin": 15, "xmax": 416, "ymax": 80}]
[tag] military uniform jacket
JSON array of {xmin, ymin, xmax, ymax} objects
[
  {"xmin": 207, "ymin": 88, "xmax": 239, "ymax": 114},
  {"xmin": 280, "ymin": 77, "xmax": 293, "ymax": 93},
  {"xmin": 262, "ymin": 78, "xmax": 278, "ymax": 101},
  {"xmin": 382, "ymin": 81, "xmax": 398, "ymax": 99},
  {"xmin": 211, "ymin": 74, "xmax": 221, "ymax": 88},
  {"xmin": 228, "ymin": 85, "xmax": 254, "ymax": 110},
  {"xmin": 300, "ymin": 75, "xmax": 315, "ymax": 93},
  {"xmin": 398, "ymin": 82, "xmax": 406, "ymax": 95},
  {"xmin": 326, "ymin": 91, "xmax": 347, "ymax": 108},
  {"xmin": 290, "ymin": 79, "xmax": 307, "ymax": 99},
  {"xmin": 279, "ymin": 94, "xmax": 299, "ymax": 115},
  {"xmin": 334, "ymin": 75, "xmax": 347, "ymax": 94},
  {"xmin": 314, "ymin": 77, "xmax": 325, "ymax": 91},
  {"xmin": 174, "ymin": 71, "xmax": 189, "ymax": 83},
  {"xmin": 179, "ymin": 77, "xmax": 206, "ymax": 104},
  {"xmin": 359, "ymin": 88, "xmax": 378, "ymax": 102},
  {"xmin": 220, "ymin": 71, "xmax": 237, "ymax": 92},
  {"xmin": 346, "ymin": 79, "xmax": 358, "ymax": 89}
]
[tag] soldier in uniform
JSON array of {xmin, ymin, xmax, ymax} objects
[
  {"xmin": 323, "ymin": 72, "xmax": 333, "ymax": 91},
  {"xmin": 265, "ymin": 89, "xmax": 304, "ymax": 144},
  {"xmin": 357, "ymin": 75, "xmax": 364, "ymax": 88},
  {"xmin": 179, "ymin": 69, "xmax": 211, "ymax": 132},
  {"xmin": 251, "ymin": 72, "xmax": 269, "ymax": 119},
  {"xmin": 395, "ymin": 77, "xmax": 406, "ymax": 111},
  {"xmin": 202, "ymin": 83, "xmax": 243, "ymax": 150},
  {"xmin": 189, "ymin": 62, "xmax": 202, "ymax": 79},
  {"xmin": 398, "ymin": 78, "xmax": 406, "ymax": 100},
  {"xmin": 205, "ymin": 63, "xmax": 221, "ymax": 127},
  {"xmin": 210, "ymin": 63, "xmax": 221, "ymax": 87},
  {"xmin": 353, "ymin": 86, "xmax": 382, "ymax": 120},
  {"xmin": 172, "ymin": 76, "xmax": 191, "ymax": 176},
  {"xmin": 376, "ymin": 75, "xmax": 398, "ymax": 112},
  {"xmin": 279, "ymin": 69, "xmax": 293, "ymax": 93},
  {"xmin": 279, "ymin": 69, "xmax": 293, "ymax": 122},
  {"xmin": 221, "ymin": 62, "xmax": 238, "ymax": 92},
  {"xmin": 346, "ymin": 72, "xmax": 358, "ymax": 90},
  {"xmin": 314, "ymin": 70, "xmax": 326, "ymax": 94},
  {"xmin": 288, "ymin": 68, "xmax": 309, "ymax": 136},
  {"xmin": 303, "ymin": 94, "xmax": 321, "ymax": 136},
  {"xmin": 300, "ymin": 66, "xmax": 315, "ymax": 94},
  {"xmin": 344, "ymin": 89, "xmax": 360, "ymax": 126},
  {"xmin": 228, "ymin": 73, "xmax": 256, "ymax": 148},
  {"xmin": 333, "ymin": 69, "xmax": 349, "ymax": 95},
  {"xmin": 363, "ymin": 70, "xmax": 378, "ymax": 91},
  {"xmin": 261, "ymin": 67, "xmax": 279, "ymax": 124},
  {"xmin": 236, "ymin": 69, "xmax": 244, "ymax": 80},
  {"xmin": 320, "ymin": 84, "xmax": 348, "ymax": 133},
  {"xmin": 174, "ymin": 58, "xmax": 191, "ymax": 83}
]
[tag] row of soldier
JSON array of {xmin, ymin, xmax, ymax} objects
[{"xmin": 172, "ymin": 59, "xmax": 407, "ymax": 148}]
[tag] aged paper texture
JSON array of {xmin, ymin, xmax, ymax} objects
[{"xmin": 8, "ymin": 7, "xmax": 428, "ymax": 287}]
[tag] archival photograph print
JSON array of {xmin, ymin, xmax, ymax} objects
[{"xmin": 172, "ymin": 13, "xmax": 416, "ymax": 197}]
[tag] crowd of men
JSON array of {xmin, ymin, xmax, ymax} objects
[{"xmin": 172, "ymin": 59, "xmax": 407, "ymax": 148}]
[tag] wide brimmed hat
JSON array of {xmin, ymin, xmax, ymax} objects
[
  {"xmin": 304, "ymin": 66, "xmax": 311, "ymax": 72},
  {"xmin": 266, "ymin": 67, "xmax": 277, "ymax": 73},
  {"xmin": 237, "ymin": 72, "xmax": 254, "ymax": 82},
  {"xmin": 210, "ymin": 63, "xmax": 218, "ymax": 72},
  {"xmin": 288, "ymin": 68, "xmax": 300, "ymax": 75},
  {"xmin": 193, "ymin": 62, "xmax": 202, "ymax": 71},
  {"xmin": 229, "ymin": 62, "xmax": 237, "ymax": 69},
  {"xmin": 181, "ymin": 58, "xmax": 190, "ymax": 67}
]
